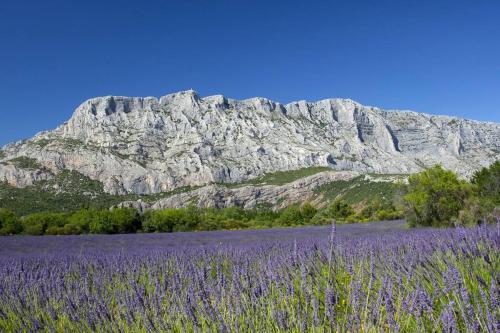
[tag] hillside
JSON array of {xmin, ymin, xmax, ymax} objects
[{"xmin": 0, "ymin": 167, "xmax": 402, "ymax": 215}]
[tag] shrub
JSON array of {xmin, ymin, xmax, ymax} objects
[
  {"xmin": 218, "ymin": 206, "xmax": 247, "ymax": 221},
  {"xmin": 65, "ymin": 209, "xmax": 95, "ymax": 234},
  {"xmin": 454, "ymin": 197, "xmax": 487, "ymax": 226},
  {"xmin": 221, "ymin": 218, "xmax": 248, "ymax": 230},
  {"xmin": 301, "ymin": 203, "xmax": 317, "ymax": 221},
  {"xmin": 0, "ymin": 208, "xmax": 22, "ymax": 235},
  {"xmin": 143, "ymin": 208, "xmax": 200, "ymax": 233},
  {"xmin": 375, "ymin": 207, "xmax": 403, "ymax": 221},
  {"xmin": 22, "ymin": 212, "xmax": 68, "ymax": 235},
  {"xmin": 249, "ymin": 208, "xmax": 280, "ymax": 222},
  {"xmin": 88, "ymin": 211, "xmax": 114, "ymax": 234},
  {"xmin": 471, "ymin": 160, "xmax": 499, "ymax": 204},
  {"xmin": 311, "ymin": 200, "xmax": 355, "ymax": 224},
  {"xmin": 326, "ymin": 200, "xmax": 354, "ymax": 219},
  {"xmin": 277, "ymin": 206, "xmax": 305, "ymax": 226},
  {"xmin": 355, "ymin": 200, "xmax": 403, "ymax": 222},
  {"xmin": 404, "ymin": 165, "xmax": 471, "ymax": 227},
  {"xmin": 108, "ymin": 208, "xmax": 141, "ymax": 233},
  {"xmin": 275, "ymin": 203, "xmax": 316, "ymax": 226},
  {"xmin": 6, "ymin": 156, "xmax": 41, "ymax": 170}
]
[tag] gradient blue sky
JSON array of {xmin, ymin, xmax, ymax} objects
[{"xmin": 1, "ymin": 0, "xmax": 499, "ymax": 145}]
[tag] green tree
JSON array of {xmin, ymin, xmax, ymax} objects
[
  {"xmin": 454, "ymin": 160, "xmax": 500, "ymax": 226},
  {"xmin": 355, "ymin": 200, "xmax": 403, "ymax": 222},
  {"xmin": 301, "ymin": 203, "xmax": 317, "ymax": 221},
  {"xmin": 277, "ymin": 206, "xmax": 304, "ymax": 226},
  {"xmin": 0, "ymin": 208, "xmax": 22, "ymax": 235},
  {"xmin": 310, "ymin": 200, "xmax": 355, "ymax": 224},
  {"xmin": 326, "ymin": 200, "xmax": 354, "ymax": 219},
  {"xmin": 107, "ymin": 208, "xmax": 141, "ymax": 233},
  {"xmin": 65, "ymin": 209, "xmax": 96, "ymax": 234},
  {"xmin": 219, "ymin": 206, "xmax": 248, "ymax": 221},
  {"xmin": 471, "ymin": 160, "xmax": 500, "ymax": 204},
  {"xmin": 143, "ymin": 208, "xmax": 199, "ymax": 233},
  {"xmin": 88, "ymin": 210, "xmax": 113, "ymax": 234},
  {"xmin": 22, "ymin": 212, "xmax": 67, "ymax": 235},
  {"xmin": 404, "ymin": 165, "xmax": 471, "ymax": 227}
]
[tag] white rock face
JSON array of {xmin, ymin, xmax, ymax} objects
[
  {"xmin": 0, "ymin": 90, "xmax": 498, "ymax": 194},
  {"xmin": 116, "ymin": 171, "xmax": 360, "ymax": 211},
  {"xmin": 154, "ymin": 170, "xmax": 359, "ymax": 210},
  {"xmin": 0, "ymin": 164, "xmax": 53, "ymax": 187}
]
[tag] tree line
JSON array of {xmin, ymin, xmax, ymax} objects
[
  {"xmin": 0, "ymin": 199, "xmax": 402, "ymax": 236},
  {"xmin": 0, "ymin": 161, "xmax": 498, "ymax": 235}
]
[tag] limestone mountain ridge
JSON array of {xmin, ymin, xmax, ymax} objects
[{"xmin": 0, "ymin": 90, "xmax": 498, "ymax": 196}]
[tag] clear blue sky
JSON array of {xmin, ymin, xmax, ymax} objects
[{"xmin": 1, "ymin": 0, "xmax": 499, "ymax": 145}]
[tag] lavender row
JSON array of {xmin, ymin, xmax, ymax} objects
[{"xmin": 0, "ymin": 223, "xmax": 498, "ymax": 332}]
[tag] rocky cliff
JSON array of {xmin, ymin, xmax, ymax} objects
[
  {"xmin": 0, "ymin": 90, "xmax": 498, "ymax": 195},
  {"xmin": 116, "ymin": 170, "xmax": 362, "ymax": 212}
]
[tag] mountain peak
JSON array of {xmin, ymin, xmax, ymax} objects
[{"xmin": 1, "ymin": 90, "xmax": 498, "ymax": 195}]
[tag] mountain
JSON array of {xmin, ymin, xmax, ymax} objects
[{"xmin": 0, "ymin": 90, "xmax": 498, "ymax": 202}]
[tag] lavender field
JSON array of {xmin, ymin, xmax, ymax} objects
[{"xmin": 0, "ymin": 220, "xmax": 498, "ymax": 332}]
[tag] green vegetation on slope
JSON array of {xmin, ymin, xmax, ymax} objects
[
  {"xmin": 0, "ymin": 172, "xmax": 202, "ymax": 216},
  {"xmin": 2, "ymin": 156, "xmax": 42, "ymax": 170},
  {"xmin": 0, "ymin": 164, "xmax": 406, "ymax": 235},
  {"xmin": 313, "ymin": 175, "xmax": 402, "ymax": 205},
  {"xmin": 225, "ymin": 166, "xmax": 332, "ymax": 187},
  {"xmin": 0, "ymin": 170, "xmax": 129, "ymax": 215},
  {"xmin": 0, "ymin": 166, "xmax": 399, "ymax": 216}
]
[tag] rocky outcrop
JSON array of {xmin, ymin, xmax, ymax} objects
[
  {"xmin": 0, "ymin": 164, "xmax": 53, "ymax": 187},
  {"xmin": 117, "ymin": 171, "xmax": 360, "ymax": 211},
  {"xmin": 0, "ymin": 90, "xmax": 498, "ymax": 194},
  {"xmin": 153, "ymin": 170, "xmax": 359, "ymax": 210}
]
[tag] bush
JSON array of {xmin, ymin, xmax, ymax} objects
[
  {"xmin": 277, "ymin": 206, "xmax": 305, "ymax": 226},
  {"xmin": 404, "ymin": 165, "xmax": 471, "ymax": 227},
  {"xmin": 311, "ymin": 200, "xmax": 355, "ymax": 224},
  {"xmin": 301, "ymin": 203, "xmax": 317, "ymax": 221},
  {"xmin": 454, "ymin": 197, "xmax": 488, "ymax": 226},
  {"xmin": 65, "ymin": 209, "xmax": 95, "ymax": 234},
  {"xmin": 0, "ymin": 208, "xmax": 22, "ymax": 235},
  {"xmin": 326, "ymin": 200, "xmax": 354, "ymax": 219},
  {"xmin": 276, "ymin": 203, "xmax": 317, "ymax": 226},
  {"xmin": 355, "ymin": 200, "xmax": 403, "ymax": 222},
  {"xmin": 22, "ymin": 212, "xmax": 68, "ymax": 235},
  {"xmin": 143, "ymin": 208, "xmax": 200, "ymax": 233},
  {"xmin": 86, "ymin": 208, "xmax": 141, "ymax": 234},
  {"xmin": 88, "ymin": 210, "xmax": 114, "ymax": 234},
  {"xmin": 471, "ymin": 160, "xmax": 499, "ymax": 204},
  {"xmin": 108, "ymin": 208, "xmax": 141, "ymax": 233}
]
